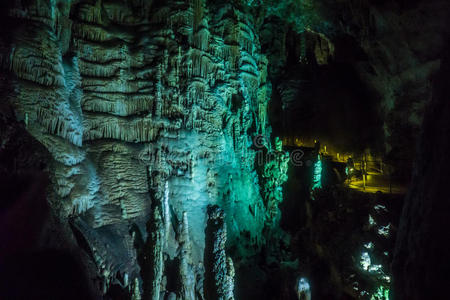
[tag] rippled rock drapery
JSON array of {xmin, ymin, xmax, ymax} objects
[{"xmin": 0, "ymin": 0, "xmax": 277, "ymax": 298}]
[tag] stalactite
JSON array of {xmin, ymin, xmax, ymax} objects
[
  {"xmin": 82, "ymin": 94, "xmax": 153, "ymax": 116},
  {"xmin": 78, "ymin": 59, "xmax": 120, "ymax": 78},
  {"xmin": 193, "ymin": 0, "xmax": 204, "ymax": 31},
  {"xmin": 11, "ymin": 50, "xmax": 65, "ymax": 87},
  {"xmin": 230, "ymin": 14, "xmax": 241, "ymax": 67},
  {"xmin": 3, "ymin": 0, "xmax": 275, "ymax": 298},
  {"xmin": 72, "ymin": 23, "xmax": 112, "ymax": 42},
  {"xmin": 155, "ymin": 64, "xmax": 163, "ymax": 117},
  {"xmin": 36, "ymin": 107, "xmax": 83, "ymax": 147},
  {"xmin": 194, "ymin": 27, "xmax": 210, "ymax": 51},
  {"xmin": 83, "ymin": 115, "xmax": 181, "ymax": 143}
]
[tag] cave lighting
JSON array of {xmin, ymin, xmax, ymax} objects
[
  {"xmin": 371, "ymin": 286, "xmax": 390, "ymax": 300},
  {"xmin": 312, "ymin": 154, "xmax": 322, "ymax": 190}
]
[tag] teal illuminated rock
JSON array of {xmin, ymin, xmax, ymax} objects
[{"xmin": 312, "ymin": 154, "xmax": 322, "ymax": 190}]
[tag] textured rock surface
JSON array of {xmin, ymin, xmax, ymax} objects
[
  {"xmin": 0, "ymin": 0, "xmax": 279, "ymax": 298},
  {"xmin": 2, "ymin": 0, "xmax": 449, "ymax": 299}
]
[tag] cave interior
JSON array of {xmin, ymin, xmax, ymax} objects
[{"xmin": 0, "ymin": 0, "xmax": 449, "ymax": 299}]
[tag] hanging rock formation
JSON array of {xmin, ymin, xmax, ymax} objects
[{"xmin": 0, "ymin": 0, "xmax": 283, "ymax": 298}]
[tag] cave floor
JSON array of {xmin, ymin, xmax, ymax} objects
[{"xmin": 347, "ymin": 173, "xmax": 407, "ymax": 194}]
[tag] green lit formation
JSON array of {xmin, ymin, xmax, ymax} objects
[
  {"xmin": 262, "ymin": 138, "xmax": 290, "ymax": 229},
  {"xmin": 312, "ymin": 154, "xmax": 322, "ymax": 190},
  {"xmin": 371, "ymin": 286, "xmax": 389, "ymax": 300}
]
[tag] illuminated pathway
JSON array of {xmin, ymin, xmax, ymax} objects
[{"xmin": 347, "ymin": 173, "xmax": 407, "ymax": 194}]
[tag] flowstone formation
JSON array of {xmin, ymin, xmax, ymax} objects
[
  {"xmin": 260, "ymin": 137, "xmax": 289, "ymax": 231},
  {"xmin": 0, "ymin": 0, "xmax": 283, "ymax": 298}
]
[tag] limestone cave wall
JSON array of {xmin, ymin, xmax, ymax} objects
[{"xmin": 0, "ymin": 0, "xmax": 284, "ymax": 298}]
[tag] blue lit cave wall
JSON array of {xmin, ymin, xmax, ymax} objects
[{"xmin": 1, "ymin": 0, "xmax": 450, "ymax": 299}]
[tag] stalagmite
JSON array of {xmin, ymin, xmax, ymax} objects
[
  {"xmin": 132, "ymin": 278, "xmax": 142, "ymax": 300},
  {"xmin": 145, "ymin": 204, "xmax": 164, "ymax": 300},
  {"xmin": 179, "ymin": 212, "xmax": 196, "ymax": 300},
  {"xmin": 143, "ymin": 170, "xmax": 165, "ymax": 300},
  {"xmin": 163, "ymin": 180, "xmax": 171, "ymax": 246}
]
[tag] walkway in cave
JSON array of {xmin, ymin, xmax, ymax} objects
[{"xmin": 347, "ymin": 174, "xmax": 407, "ymax": 194}]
